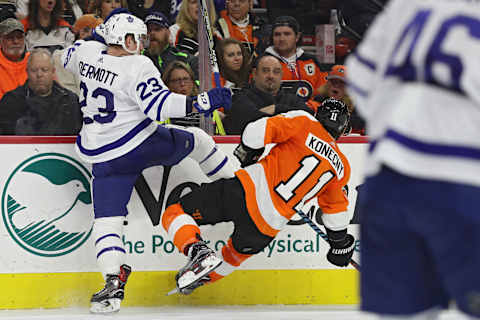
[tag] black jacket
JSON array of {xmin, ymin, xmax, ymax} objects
[
  {"xmin": 0, "ymin": 81, "xmax": 82, "ymax": 135},
  {"xmin": 224, "ymin": 85, "xmax": 314, "ymax": 135},
  {"xmin": 144, "ymin": 45, "xmax": 199, "ymax": 80}
]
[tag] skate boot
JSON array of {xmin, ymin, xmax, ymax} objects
[
  {"xmin": 175, "ymin": 241, "xmax": 222, "ymax": 295},
  {"xmin": 90, "ymin": 264, "xmax": 131, "ymax": 314}
]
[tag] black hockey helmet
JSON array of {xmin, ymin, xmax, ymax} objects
[{"xmin": 315, "ymin": 98, "xmax": 350, "ymax": 140}]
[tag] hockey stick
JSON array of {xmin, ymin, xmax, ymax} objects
[
  {"xmin": 199, "ymin": 0, "xmax": 221, "ymax": 87},
  {"xmin": 296, "ymin": 210, "xmax": 361, "ymax": 271},
  {"xmin": 198, "ymin": 0, "xmax": 225, "ymax": 134}
]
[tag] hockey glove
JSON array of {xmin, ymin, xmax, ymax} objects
[
  {"xmin": 193, "ymin": 88, "xmax": 232, "ymax": 116},
  {"xmin": 234, "ymin": 143, "xmax": 265, "ymax": 168},
  {"xmin": 326, "ymin": 228, "xmax": 355, "ymax": 267}
]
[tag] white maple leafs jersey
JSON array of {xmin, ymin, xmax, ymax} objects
[
  {"xmin": 62, "ymin": 40, "xmax": 189, "ymax": 163},
  {"xmin": 346, "ymin": 0, "xmax": 480, "ymax": 187}
]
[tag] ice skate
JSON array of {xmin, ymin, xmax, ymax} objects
[
  {"xmin": 173, "ymin": 241, "xmax": 222, "ymax": 295},
  {"xmin": 90, "ymin": 264, "xmax": 131, "ymax": 314}
]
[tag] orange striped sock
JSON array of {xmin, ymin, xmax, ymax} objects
[{"xmin": 162, "ymin": 203, "xmax": 201, "ymax": 255}]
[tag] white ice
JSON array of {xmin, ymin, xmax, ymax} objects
[{"xmin": 0, "ymin": 306, "xmax": 471, "ymax": 320}]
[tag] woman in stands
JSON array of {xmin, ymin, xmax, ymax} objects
[
  {"xmin": 169, "ymin": 0, "xmax": 218, "ymax": 56},
  {"xmin": 21, "ymin": 0, "xmax": 75, "ymax": 52},
  {"xmin": 88, "ymin": 0, "xmax": 128, "ymax": 21},
  {"xmin": 162, "ymin": 60, "xmax": 199, "ymax": 96},
  {"xmin": 216, "ymin": 37, "xmax": 252, "ymax": 91},
  {"xmin": 161, "ymin": 60, "xmax": 201, "ymax": 127}
]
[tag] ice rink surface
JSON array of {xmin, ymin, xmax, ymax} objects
[{"xmin": 0, "ymin": 306, "xmax": 470, "ymax": 320}]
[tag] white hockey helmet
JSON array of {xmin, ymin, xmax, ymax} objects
[{"xmin": 104, "ymin": 13, "xmax": 148, "ymax": 54}]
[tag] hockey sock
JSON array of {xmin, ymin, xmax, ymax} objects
[
  {"xmin": 93, "ymin": 216, "xmax": 126, "ymax": 279},
  {"xmin": 209, "ymin": 238, "xmax": 252, "ymax": 283},
  {"xmin": 162, "ymin": 203, "xmax": 201, "ymax": 255},
  {"xmin": 184, "ymin": 127, "xmax": 236, "ymax": 180},
  {"xmin": 198, "ymin": 146, "xmax": 236, "ymax": 181}
]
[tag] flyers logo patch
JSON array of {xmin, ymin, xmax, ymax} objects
[{"xmin": 296, "ymin": 86, "xmax": 310, "ymax": 98}]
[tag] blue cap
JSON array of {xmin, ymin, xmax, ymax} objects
[{"xmin": 145, "ymin": 11, "xmax": 170, "ymax": 28}]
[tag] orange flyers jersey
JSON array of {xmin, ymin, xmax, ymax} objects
[
  {"xmin": 235, "ymin": 110, "xmax": 351, "ymax": 238},
  {"xmin": 217, "ymin": 11, "xmax": 258, "ymax": 53},
  {"xmin": 265, "ymin": 47, "xmax": 328, "ymax": 100}
]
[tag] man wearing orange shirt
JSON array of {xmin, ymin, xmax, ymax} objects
[
  {"xmin": 161, "ymin": 98, "xmax": 355, "ymax": 295},
  {"xmin": 0, "ymin": 18, "xmax": 29, "ymax": 100},
  {"xmin": 216, "ymin": 0, "xmax": 269, "ymax": 55},
  {"xmin": 265, "ymin": 16, "xmax": 329, "ymax": 102}
]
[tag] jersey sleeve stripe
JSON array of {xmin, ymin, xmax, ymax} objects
[
  {"xmin": 236, "ymin": 164, "xmax": 290, "ymax": 237},
  {"xmin": 235, "ymin": 169, "xmax": 280, "ymax": 238},
  {"xmin": 346, "ymin": 79, "xmax": 369, "ymax": 97},
  {"xmin": 242, "ymin": 117, "xmax": 267, "ymax": 149},
  {"xmin": 156, "ymin": 91, "xmax": 173, "ymax": 121},
  {"xmin": 76, "ymin": 118, "xmax": 153, "ymax": 156},
  {"xmin": 143, "ymin": 92, "xmax": 163, "ymax": 115},
  {"xmin": 352, "ymin": 51, "xmax": 377, "ymax": 70},
  {"xmin": 385, "ymin": 129, "xmax": 480, "ymax": 160}
]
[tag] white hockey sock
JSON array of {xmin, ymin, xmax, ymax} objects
[
  {"xmin": 198, "ymin": 146, "xmax": 236, "ymax": 181},
  {"xmin": 183, "ymin": 127, "xmax": 236, "ymax": 180},
  {"xmin": 93, "ymin": 216, "xmax": 126, "ymax": 279}
]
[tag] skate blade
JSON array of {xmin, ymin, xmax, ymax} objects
[
  {"xmin": 90, "ymin": 299, "xmax": 121, "ymax": 314},
  {"xmin": 178, "ymin": 259, "xmax": 222, "ymax": 289},
  {"xmin": 166, "ymin": 288, "xmax": 179, "ymax": 296},
  {"xmin": 167, "ymin": 259, "xmax": 223, "ymax": 296}
]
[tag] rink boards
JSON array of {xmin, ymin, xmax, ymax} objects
[{"xmin": 0, "ymin": 136, "xmax": 367, "ymax": 309}]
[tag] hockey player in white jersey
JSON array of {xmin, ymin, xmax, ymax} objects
[
  {"xmin": 62, "ymin": 13, "xmax": 235, "ymax": 314},
  {"xmin": 346, "ymin": 0, "xmax": 480, "ymax": 319}
]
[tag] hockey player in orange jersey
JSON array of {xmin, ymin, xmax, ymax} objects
[{"xmin": 162, "ymin": 98, "xmax": 355, "ymax": 295}]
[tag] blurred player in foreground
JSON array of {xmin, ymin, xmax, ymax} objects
[
  {"xmin": 161, "ymin": 98, "xmax": 355, "ymax": 295},
  {"xmin": 346, "ymin": 0, "xmax": 480, "ymax": 318},
  {"xmin": 61, "ymin": 12, "xmax": 235, "ymax": 313}
]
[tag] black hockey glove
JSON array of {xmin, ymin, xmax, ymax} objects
[
  {"xmin": 326, "ymin": 228, "xmax": 355, "ymax": 267},
  {"xmin": 233, "ymin": 143, "xmax": 265, "ymax": 168}
]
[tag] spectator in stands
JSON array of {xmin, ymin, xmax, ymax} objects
[
  {"xmin": 313, "ymin": 65, "xmax": 365, "ymax": 134},
  {"xmin": 216, "ymin": 37, "xmax": 252, "ymax": 90},
  {"xmin": 0, "ymin": 18, "xmax": 29, "ymax": 100},
  {"xmin": 88, "ymin": 0, "xmax": 127, "ymax": 21},
  {"xmin": 0, "ymin": 48, "xmax": 81, "ymax": 135},
  {"xmin": 162, "ymin": 60, "xmax": 198, "ymax": 96},
  {"xmin": 314, "ymin": 65, "xmax": 350, "ymax": 103},
  {"xmin": 169, "ymin": 0, "xmax": 218, "ymax": 56},
  {"xmin": 215, "ymin": 0, "xmax": 269, "ymax": 56},
  {"xmin": 223, "ymin": 54, "xmax": 312, "ymax": 134},
  {"xmin": 52, "ymin": 14, "xmax": 102, "ymax": 95},
  {"xmin": 264, "ymin": 15, "xmax": 328, "ymax": 102},
  {"xmin": 21, "ymin": 0, "xmax": 75, "ymax": 52},
  {"xmin": 144, "ymin": 11, "xmax": 198, "ymax": 79},
  {"xmin": 162, "ymin": 60, "xmax": 200, "ymax": 127},
  {"xmin": 127, "ymin": 0, "xmax": 169, "ymax": 21}
]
